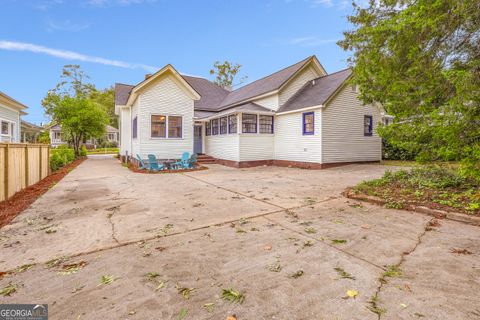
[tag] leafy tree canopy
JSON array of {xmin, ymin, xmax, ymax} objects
[
  {"xmin": 209, "ymin": 61, "xmax": 247, "ymax": 89},
  {"xmin": 42, "ymin": 65, "xmax": 109, "ymax": 156},
  {"xmin": 339, "ymin": 0, "xmax": 480, "ymax": 179}
]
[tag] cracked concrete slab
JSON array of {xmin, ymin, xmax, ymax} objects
[{"xmin": 0, "ymin": 157, "xmax": 478, "ymax": 320}]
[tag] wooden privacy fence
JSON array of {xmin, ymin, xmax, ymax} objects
[{"xmin": 0, "ymin": 143, "xmax": 50, "ymax": 202}]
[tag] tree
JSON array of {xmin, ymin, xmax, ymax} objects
[
  {"xmin": 209, "ymin": 61, "xmax": 247, "ymax": 89},
  {"xmin": 89, "ymin": 87, "xmax": 117, "ymax": 128},
  {"xmin": 42, "ymin": 65, "xmax": 109, "ymax": 156},
  {"xmin": 338, "ymin": 0, "xmax": 480, "ymax": 179}
]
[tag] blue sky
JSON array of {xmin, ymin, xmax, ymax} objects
[{"xmin": 0, "ymin": 0, "xmax": 359, "ymax": 125}]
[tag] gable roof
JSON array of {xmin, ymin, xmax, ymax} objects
[
  {"xmin": 0, "ymin": 90, "xmax": 28, "ymax": 114},
  {"xmin": 278, "ymin": 68, "xmax": 352, "ymax": 113},
  {"xmin": 182, "ymin": 75, "xmax": 230, "ymax": 111},
  {"xmin": 114, "ymin": 83, "xmax": 134, "ymax": 105},
  {"xmin": 217, "ymin": 56, "xmax": 324, "ymax": 109}
]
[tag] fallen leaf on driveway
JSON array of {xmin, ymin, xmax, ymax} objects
[
  {"xmin": 361, "ymin": 224, "xmax": 371, "ymax": 229},
  {"xmin": 346, "ymin": 289, "xmax": 358, "ymax": 299},
  {"xmin": 450, "ymin": 248, "xmax": 473, "ymax": 255},
  {"xmin": 264, "ymin": 245, "xmax": 272, "ymax": 251},
  {"xmin": 226, "ymin": 315, "xmax": 237, "ymax": 320}
]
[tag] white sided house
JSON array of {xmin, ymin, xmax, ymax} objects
[
  {"xmin": 115, "ymin": 56, "xmax": 389, "ymax": 169},
  {"xmin": 0, "ymin": 91, "xmax": 27, "ymax": 143}
]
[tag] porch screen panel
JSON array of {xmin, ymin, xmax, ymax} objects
[{"xmin": 242, "ymin": 114, "xmax": 257, "ymax": 133}]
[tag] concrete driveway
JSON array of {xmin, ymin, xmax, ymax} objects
[{"xmin": 1, "ymin": 157, "xmax": 479, "ymax": 319}]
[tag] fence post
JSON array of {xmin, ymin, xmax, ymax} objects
[
  {"xmin": 47, "ymin": 146, "xmax": 51, "ymax": 175},
  {"xmin": 39, "ymin": 146, "xmax": 43, "ymax": 179},
  {"xmin": 4, "ymin": 144, "xmax": 9, "ymax": 200},
  {"xmin": 25, "ymin": 144, "xmax": 29, "ymax": 187}
]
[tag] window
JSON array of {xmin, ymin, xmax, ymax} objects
[
  {"xmin": 352, "ymin": 84, "xmax": 359, "ymax": 93},
  {"xmin": 259, "ymin": 115, "xmax": 274, "ymax": 134},
  {"xmin": 151, "ymin": 115, "xmax": 166, "ymax": 138},
  {"xmin": 53, "ymin": 131, "xmax": 61, "ymax": 140},
  {"xmin": 132, "ymin": 117, "xmax": 137, "ymax": 139},
  {"xmin": 364, "ymin": 115, "xmax": 373, "ymax": 136},
  {"xmin": 228, "ymin": 114, "xmax": 237, "ymax": 133},
  {"xmin": 108, "ymin": 133, "xmax": 116, "ymax": 140},
  {"xmin": 302, "ymin": 112, "xmax": 314, "ymax": 135},
  {"xmin": 242, "ymin": 114, "xmax": 257, "ymax": 133},
  {"xmin": 168, "ymin": 116, "xmax": 182, "ymax": 138},
  {"xmin": 211, "ymin": 119, "xmax": 219, "ymax": 135},
  {"xmin": 220, "ymin": 117, "xmax": 228, "ymax": 134},
  {"xmin": 205, "ymin": 121, "xmax": 211, "ymax": 136},
  {"xmin": 1, "ymin": 121, "xmax": 8, "ymax": 135}
]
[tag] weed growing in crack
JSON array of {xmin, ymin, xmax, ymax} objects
[
  {"xmin": 289, "ymin": 270, "xmax": 304, "ymax": 278},
  {"xmin": 45, "ymin": 256, "xmax": 69, "ymax": 269},
  {"xmin": 334, "ymin": 267, "xmax": 356, "ymax": 280},
  {"xmin": 58, "ymin": 261, "xmax": 87, "ymax": 275},
  {"xmin": 0, "ymin": 283, "xmax": 17, "ymax": 296},
  {"xmin": 99, "ymin": 275, "xmax": 116, "ymax": 285},
  {"xmin": 16, "ymin": 264, "xmax": 34, "ymax": 273},
  {"xmin": 304, "ymin": 227, "xmax": 317, "ymax": 234},
  {"xmin": 176, "ymin": 285, "xmax": 195, "ymax": 299},
  {"xmin": 367, "ymin": 295, "xmax": 387, "ymax": 316},
  {"xmin": 222, "ymin": 289, "xmax": 245, "ymax": 304},
  {"xmin": 331, "ymin": 239, "xmax": 347, "ymax": 244},
  {"xmin": 383, "ymin": 265, "xmax": 402, "ymax": 278}
]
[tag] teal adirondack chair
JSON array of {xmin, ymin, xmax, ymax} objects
[
  {"xmin": 188, "ymin": 154, "xmax": 198, "ymax": 169},
  {"xmin": 147, "ymin": 154, "xmax": 165, "ymax": 171},
  {"xmin": 173, "ymin": 152, "xmax": 190, "ymax": 169},
  {"xmin": 136, "ymin": 154, "xmax": 147, "ymax": 170}
]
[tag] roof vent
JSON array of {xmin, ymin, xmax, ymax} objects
[
  {"xmin": 145, "ymin": 74, "xmax": 152, "ymax": 80},
  {"xmin": 311, "ymin": 79, "xmax": 316, "ymax": 86}
]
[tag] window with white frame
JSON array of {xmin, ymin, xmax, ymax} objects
[
  {"xmin": 211, "ymin": 119, "xmax": 219, "ymax": 135},
  {"xmin": 259, "ymin": 115, "xmax": 274, "ymax": 134},
  {"xmin": 168, "ymin": 116, "xmax": 182, "ymax": 138},
  {"xmin": 1, "ymin": 120, "xmax": 14, "ymax": 141},
  {"xmin": 53, "ymin": 131, "xmax": 61, "ymax": 140},
  {"xmin": 242, "ymin": 114, "xmax": 257, "ymax": 133},
  {"xmin": 205, "ymin": 121, "xmax": 211, "ymax": 136},
  {"xmin": 228, "ymin": 114, "xmax": 237, "ymax": 133},
  {"xmin": 151, "ymin": 115, "xmax": 166, "ymax": 138},
  {"xmin": 220, "ymin": 117, "xmax": 228, "ymax": 134}
]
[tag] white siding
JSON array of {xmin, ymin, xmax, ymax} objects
[
  {"xmin": 274, "ymin": 109, "xmax": 322, "ymax": 163},
  {"xmin": 119, "ymin": 106, "xmax": 131, "ymax": 156},
  {"xmin": 322, "ymin": 85, "xmax": 382, "ymax": 163},
  {"xmin": 279, "ymin": 65, "xmax": 320, "ymax": 107},
  {"xmin": 253, "ymin": 94, "xmax": 279, "ymax": 110},
  {"xmin": 205, "ymin": 134, "xmax": 239, "ymax": 161},
  {"xmin": 0, "ymin": 104, "xmax": 20, "ymax": 142},
  {"xmin": 239, "ymin": 135, "xmax": 274, "ymax": 161},
  {"xmin": 137, "ymin": 75, "xmax": 194, "ymax": 159},
  {"xmin": 131, "ymin": 99, "xmax": 140, "ymax": 157}
]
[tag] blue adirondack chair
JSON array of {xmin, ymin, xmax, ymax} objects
[
  {"xmin": 173, "ymin": 152, "xmax": 190, "ymax": 169},
  {"xmin": 136, "ymin": 154, "xmax": 148, "ymax": 170},
  {"xmin": 147, "ymin": 154, "xmax": 165, "ymax": 171},
  {"xmin": 188, "ymin": 154, "xmax": 198, "ymax": 169}
]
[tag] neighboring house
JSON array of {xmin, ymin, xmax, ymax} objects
[
  {"xmin": 49, "ymin": 124, "xmax": 119, "ymax": 148},
  {"xmin": 20, "ymin": 120, "xmax": 43, "ymax": 143},
  {"xmin": 0, "ymin": 91, "xmax": 27, "ymax": 143},
  {"xmin": 115, "ymin": 56, "xmax": 391, "ymax": 169}
]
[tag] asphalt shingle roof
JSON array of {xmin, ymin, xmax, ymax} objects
[
  {"xmin": 114, "ymin": 83, "xmax": 134, "ymax": 105},
  {"xmin": 182, "ymin": 76, "xmax": 230, "ymax": 111},
  {"xmin": 217, "ymin": 56, "xmax": 313, "ymax": 109},
  {"xmin": 278, "ymin": 68, "xmax": 352, "ymax": 113}
]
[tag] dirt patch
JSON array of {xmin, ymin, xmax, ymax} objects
[
  {"xmin": 127, "ymin": 163, "xmax": 208, "ymax": 174},
  {"xmin": 0, "ymin": 157, "xmax": 86, "ymax": 228}
]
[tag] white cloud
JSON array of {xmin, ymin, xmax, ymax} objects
[
  {"xmin": 281, "ymin": 36, "xmax": 339, "ymax": 47},
  {"xmin": 46, "ymin": 19, "xmax": 91, "ymax": 32},
  {"xmin": 0, "ymin": 41, "xmax": 157, "ymax": 72},
  {"xmin": 309, "ymin": 0, "xmax": 334, "ymax": 8}
]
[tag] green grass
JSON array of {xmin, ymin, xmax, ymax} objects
[
  {"xmin": 222, "ymin": 289, "xmax": 245, "ymax": 304},
  {"xmin": 86, "ymin": 148, "xmax": 119, "ymax": 155}
]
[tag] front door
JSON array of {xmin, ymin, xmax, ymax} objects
[{"xmin": 194, "ymin": 125, "xmax": 202, "ymax": 154}]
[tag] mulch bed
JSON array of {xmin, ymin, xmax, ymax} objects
[
  {"xmin": 0, "ymin": 157, "xmax": 86, "ymax": 228},
  {"xmin": 127, "ymin": 163, "xmax": 208, "ymax": 174}
]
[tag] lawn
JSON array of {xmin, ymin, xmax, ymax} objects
[
  {"xmin": 86, "ymin": 147, "xmax": 119, "ymax": 155},
  {"xmin": 353, "ymin": 166, "xmax": 480, "ymax": 216}
]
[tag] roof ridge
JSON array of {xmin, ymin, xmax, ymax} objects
[
  {"xmin": 228, "ymin": 55, "xmax": 314, "ymax": 94},
  {"xmin": 313, "ymin": 67, "xmax": 351, "ymax": 81},
  {"xmin": 115, "ymin": 82, "xmax": 134, "ymax": 87}
]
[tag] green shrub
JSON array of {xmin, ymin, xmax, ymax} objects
[
  {"xmin": 80, "ymin": 145, "xmax": 87, "ymax": 157},
  {"xmin": 50, "ymin": 146, "xmax": 75, "ymax": 171},
  {"xmin": 382, "ymin": 139, "xmax": 417, "ymax": 161}
]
